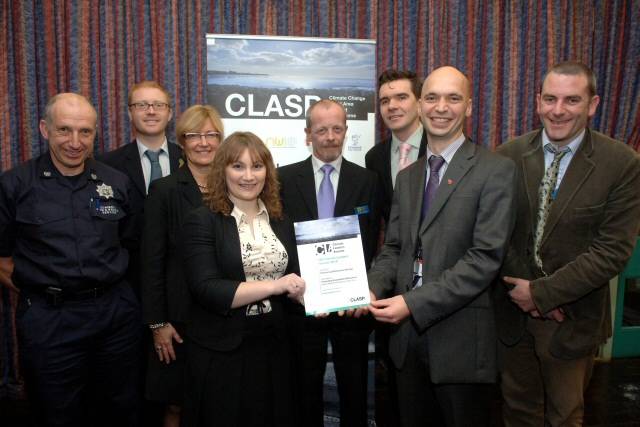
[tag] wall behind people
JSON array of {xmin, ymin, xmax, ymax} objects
[{"xmin": 1, "ymin": 0, "xmax": 639, "ymax": 174}]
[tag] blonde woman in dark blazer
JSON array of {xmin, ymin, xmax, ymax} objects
[
  {"xmin": 141, "ymin": 105, "xmax": 224, "ymax": 427},
  {"xmin": 180, "ymin": 132, "xmax": 305, "ymax": 427}
]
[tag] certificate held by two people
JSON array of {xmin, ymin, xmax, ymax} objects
[{"xmin": 294, "ymin": 215, "xmax": 370, "ymax": 315}]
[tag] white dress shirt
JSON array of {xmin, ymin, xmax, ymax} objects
[
  {"xmin": 391, "ymin": 125, "xmax": 424, "ymax": 188},
  {"xmin": 136, "ymin": 138, "xmax": 171, "ymax": 193},
  {"xmin": 311, "ymin": 154, "xmax": 342, "ymax": 201}
]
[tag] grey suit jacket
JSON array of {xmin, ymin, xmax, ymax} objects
[
  {"xmin": 368, "ymin": 139, "xmax": 517, "ymax": 384},
  {"xmin": 496, "ymin": 129, "xmax": 640, "ymax": 359}
]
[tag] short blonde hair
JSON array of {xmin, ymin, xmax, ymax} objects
[
  {"xmin": 128, "ymin": 81, "xmax": 172, "ymax": 106},
  {"xmin": 305, "ymin": 99, "xmax": 346, "ymax": 129},
  {"xmin": 175, "ymin": 105, "xmax": 224, "ymax": 147}
]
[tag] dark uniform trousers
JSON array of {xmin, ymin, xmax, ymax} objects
[
  {"xmin": 17, "ymin": 282, "xmax": 141, "ymax": 427},
  {"xmin": 289, "ymin": 313, "xmax": 370, "ymax": 427},
  {"xmin": 0, "ymin": 155, "xmax": 142, "ymax": 427}
]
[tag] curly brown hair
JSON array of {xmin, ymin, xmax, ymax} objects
[{"xmin": 204, "ymin": 132, "xmax": 283, "ymax": 219}]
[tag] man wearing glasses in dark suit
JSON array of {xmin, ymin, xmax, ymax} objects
[{"xmin": 100, "ymin": 81, "xmax": 182, "ymax": 297}]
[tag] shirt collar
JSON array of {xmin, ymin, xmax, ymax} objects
[
  {"xmin": 541, "ymin": 129, "xmax": 585, "ymax": 154},
  {"xmin": 40, "ymin": 152, "xmax": 95, "ymax": 181},
  {"xmin": 426, "ymin": 133, "xmax": 466, "ymax": 165},
  {"xmin": 230, "ymin": 198, "xmax": 269, "ymax": 224},
  {"xmin": 392, "ymin": 125, "xmax": 424, "ymax": 153},
  {"xmin": 311, "ymin": 154, "xmax": 342, "ymax": 175},
  {"xmin": 137, "ymin": 138, "xmax": 169, "ymax": 159}
]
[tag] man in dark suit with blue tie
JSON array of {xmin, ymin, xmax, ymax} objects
[
  {"xmin": 365, "ymin": 66, "xmax": 517, "ymax": 427},
  {"xmin": 99, "ymin": 81, "xmax": 182, "ymax": 426},
  {"xmin": 100, "ymin": 81, "xmax": 182, "ymax": 296},
  {"xmin": 278, "ymin": 99, "xmax": 380, "ymax": 427}
]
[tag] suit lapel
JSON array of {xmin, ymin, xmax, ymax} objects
[
  {"xmin": 222, "ymin": 215, "xmax": 246, "ymax": 281},
  {"xmin": 270, "ymin": 218, "xmax": 290, "ymax": 248},
  {"xmin": 296, "ymin": 157, "xmax": 319, "ymax": 219},
  {"xmin": 177, "ymin": 167, "xmax": 203, "ymax": 209},
  {"xmin": 124, "ymin": 141, "xmax": 147, "ymax": 197},
  {"xmin": 419, "ymin": 140, "xmax": 475, "ymax": 235},
  {"xmin": 382, "ymin": 138, "xmax": 393, "ymax": 197},
  {"xmin": 521, "ymin": 132, "xmax": 545, "ymax": 230},
  {"xmin": 541, "ymin": 131, "xmax": 596, "ymax": 246},
  {"xmin": 334, "ymin": 159, "xmax": 358, "ymax": 216},
  {"xmin": 167, "ymin": 141, "xmax": 183, "ymax": 172},
  {"xmin": 417, "ymin": 129, "xmax": 428, "ymax": 158},
  {"xmin": 409, "ymin": 156, "xmax": 428, "ymax": 249}
]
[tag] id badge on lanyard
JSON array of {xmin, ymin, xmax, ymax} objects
[{"xmin": 412, "ymin": 247, "xmax": 424, "ymax": 289}]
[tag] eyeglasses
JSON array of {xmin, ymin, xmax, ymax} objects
[
  {"xmin": 128, "ymin": 101, "xmax": 170, "ymax": 111},
  {"xmin": 183, "ymin": 132, "xmax": 221, "ymax": 142}
]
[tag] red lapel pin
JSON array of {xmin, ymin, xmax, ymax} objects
[{"xmin": 447, "ymin": 179, "xmax": 454, "ymax": 185}]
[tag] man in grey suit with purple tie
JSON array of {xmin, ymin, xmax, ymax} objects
[{"xmin": 365, "ymin": 66, "xmax": 517, "ymax": 427}]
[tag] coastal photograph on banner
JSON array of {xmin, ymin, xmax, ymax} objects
[{"xmin": 206, "ymin": 34, "xmax": 376, "ymax": 167}]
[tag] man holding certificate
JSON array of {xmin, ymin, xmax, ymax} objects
[
  {"xmin": 366, "ymin": 66, "xmax": 517, "ymax": 427},
  {"xmin": 278, "ymin": 99, "xmax": 379, "ymax": 427}
]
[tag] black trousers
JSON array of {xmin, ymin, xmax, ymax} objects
[
  {"xmin": 290, "ymin": 313, "xmax": 371, "ymax": 427},
  {"xmin": 17, "ymin": 283, "xmax": 141, "ymax": 427},
  {"xmin": 394, "ymin": 327, "xmax": 492, "ymax": 427}
]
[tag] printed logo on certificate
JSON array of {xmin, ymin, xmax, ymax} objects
[{"xmin": 294, "ymin": 215, "xmax": 370, "ymax": 315}]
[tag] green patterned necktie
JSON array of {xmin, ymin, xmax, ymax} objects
[{"xmin": 534, "ymin": 145, "xmax": 569, "ymax": 273}]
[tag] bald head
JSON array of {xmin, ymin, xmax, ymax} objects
[
  {"xmin": 424, "ymin": 66, "xmax": 471, "ymax": 99},
  {"xmin": 40, "ymin": 93, "xmax": 98, "ymax": 176},
  {"xmin": 419, "ymin": 66, "xmax": 473, "ymax": 145},
  {"xmin": 44, "ymin": 93, "xmax": 97, "ymax": 126},
  {"xmin": 305, "ymin": 99, "xmax": 346, "ymax": 129}
]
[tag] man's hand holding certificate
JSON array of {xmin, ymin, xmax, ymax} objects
[{"xmin": 294, "ymin": 215, "xmax": 370, "ymax": 315}]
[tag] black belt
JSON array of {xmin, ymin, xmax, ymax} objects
[{"xmin": 25, "ymin": 284, "xmax": 116, "ymax": 306}]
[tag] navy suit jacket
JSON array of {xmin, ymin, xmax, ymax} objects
[
  {"xmin": 99, "ymin": 140, "xmax": 182, "ymax": 290},
  {"xmin": 278, "ymin": 156, "xmax": 380, "ymax": 269},
  {"xmin": 140, "ymin": 166, "xmax": 203, "ymax": 325},
  {"xmin": 180, "ymin": 207, "xmax": 299, "ymax": 351}
]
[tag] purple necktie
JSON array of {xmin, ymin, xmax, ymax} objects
[
  {"xmin": 421, "ymin": 155, "xmax": 445, "ymax": 220},
  {"xmin": 317, "ymin": 164, "xmax": 335, "ymax": 219}
]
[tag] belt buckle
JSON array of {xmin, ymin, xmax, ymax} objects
[{"xmin": 45, "ymin": 287, "xmax": 64, "ymax": 306}]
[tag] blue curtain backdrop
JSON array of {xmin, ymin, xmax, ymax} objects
[{"xmin": 1, "ymin": 0, "xmax": 639, "ymax": 397}]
